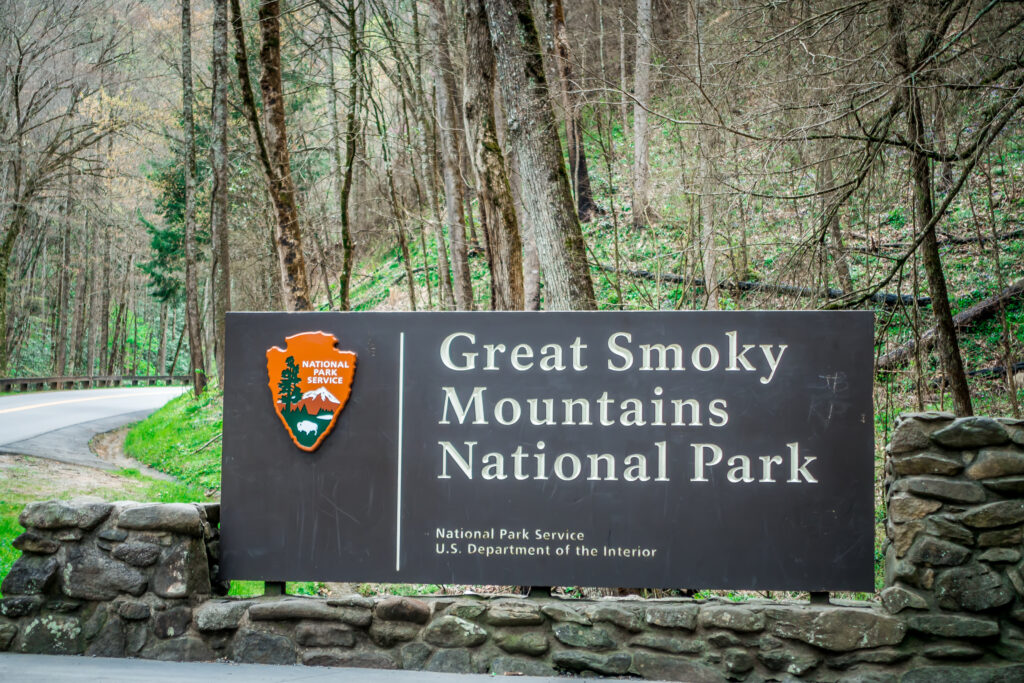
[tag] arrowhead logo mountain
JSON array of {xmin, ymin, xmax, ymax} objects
[{"xmin": 266, "ymin": 331, "xmax": 357, "ymax": 452}]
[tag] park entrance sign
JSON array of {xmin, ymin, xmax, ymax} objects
[{"xmin": 221, "ymin": 311, "xmax": 874, "ymax": 591}]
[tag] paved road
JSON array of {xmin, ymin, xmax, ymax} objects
[
  {"xmin": 0, "ymin": 654, "xmax": 568, "ymax": 682},
  {"xmin": 0, "ymin": 386, "xmax": 187, "ymax": 468}
]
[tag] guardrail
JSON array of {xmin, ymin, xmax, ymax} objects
[{"xmin": 0, "ymin": 375, "xmax": 192, "ymax": 393}]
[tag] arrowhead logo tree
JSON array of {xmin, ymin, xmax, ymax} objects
[{"xmin": 266, "ymin": 331, "xmax": 357, "ymax": 452}]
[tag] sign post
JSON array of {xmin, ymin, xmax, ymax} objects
[{"xmin": 221, "ymin": 311, "xmax": 874, "ymax": 591}]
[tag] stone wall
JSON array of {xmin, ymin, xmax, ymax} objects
[{"xmin": 2, "ymin": 413, "xmax": 1024, "ymax": 681}]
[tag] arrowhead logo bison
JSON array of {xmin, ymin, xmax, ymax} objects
[{"xmin": 266, "ymin": 331, "xmax": 357, "ymax": 452}]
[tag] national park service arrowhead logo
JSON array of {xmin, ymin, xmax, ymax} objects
[{"xmin": 266, "ymin": 331, "xmax": 357, "ymax": 452}]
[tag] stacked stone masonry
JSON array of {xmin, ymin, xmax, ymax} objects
[{"xmin": 2, "ymin": 413, "xmax": 1024, "ymax": 681}]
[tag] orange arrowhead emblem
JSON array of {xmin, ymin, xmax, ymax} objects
[{"xmin": 266, "ymin": 331, "xmax": 357, "ymax": 452}]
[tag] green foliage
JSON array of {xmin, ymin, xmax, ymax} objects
[
  {"xmin": 278, "ymin": 356, "xmax": 302, "ymax": 408},
  {"xmin": 0, "ymin": 503, "xmax": 21, "ymax": 595},
  {"xmin": 125, "ymin": 390, "xmax": 223, "ymax": 491}
]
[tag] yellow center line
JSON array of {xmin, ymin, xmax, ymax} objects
[{"xmin": 0, "ymin": 391, "xmax": 178, "ymax": 415}]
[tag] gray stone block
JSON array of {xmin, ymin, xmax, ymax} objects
[
  {"xmin": 645, "ymin": 603, "xmax": 699, "ymax": 630},
  {"xmin": 153, "ymin": 606, "xmax": 192, "ymax": 639},
  {"xmin": 426, "ymin": 648, "xmax": 474, "ymax": 673},
  {"xmin": 295, "ymin": 621, "xmax": 355, "ymax": 648},
  {"xmin": 61, "ymin": 546, "xmax": 146, "ymax": 600},
  {"xmin": 552, "ymin": 622, "xmax": 615, "ymax": 650},
  {"xmin": 489, "ymin": 655, "xmax": 555, "ymax": 676},
  {"xmin": 446, "ymin": 600, "xmax": 486, "ymax": 620},
  {"xmin": 84, "ymin": 615, "xmax": 125, "ymax": 658},
  {"xmin": 0, "ymin": 596, "xmax": 42, "ymax": 618},
  {"xmin": 879, "ymin": 586, "xmax": 928, "ymax": 614},
  {"xmin": 494, "ymin": 629, "xmax": 548, "ymax": 655},
  {"xmin": 1, "ymin": 555, "xmax": 58, "ymax": 595},
  {"xmin": 932, "ymin": 417, "xmax": 1010, "ymax": 449},
  {"xmin": 17, "ymin": 615, "xmax": 85, "ymax": 654},
  {"xmin": 400, "ymin": 641, "xmax": 433, "ymax": 669},
  {"xmin": 368, "ymin": 619, "xmax": 421, "ymax": 647},
  {"xmin": 631, "ymin": 652, "xmax": 728, "ymax": 682},
  {"xmin": 142, "ymin": 634, "xmax": 214, "ymax": 662},
  {"xmin": 966, "ymin": 447, "xmax": 1024, "ymax": 479},
  {"xmin": 581, "ymin": 604, "xmax": 644, "ymax": 632},
  {"xmin": 934, "ymin": 564, "xmax": 1014, "ymax": 611},
  {"xmin": 230, "ymin": 629, "xmax": 296, "ymax": 665},
  {"xmin": 112, "ymin": 541, "xmax": 162, "ymax": 567},
  {"xmin": 374, "ymin": 596, "xmax": 430, "ymax": 623},
  {"xmin": 766, "ymin": 606, "xmax": 906, "ymax": 652},
  {"xmin": 423, "ymin": 615, "xmax": 488, "ymax": 648},
  {"xmin": 631, "ymin": 632, "xmax": 704, "ymax": 654},
  {"xmin": 117, "ymin": 503, "xmax": 203, "ymax": 537},
  {"xmin": 541, "ymin": 602, "xmax": 590, "ymax": 625},
  {"xmin": 892, "ymin": 453, "xmax": 963, "ymax": 476},
  {"xmin": 699, "ymin": 605, "xmax": 766, "ymax": 632},
  {"xmin": 302, "ymin": 651, "xmax": 397, "ymax": 669},
  {"xmin": 961, "ymin": 500, "xmax": 1024, "ymax": 528},
  {"xmin": 19, "ymin": 500, "xmax": 111, "ymax": 531},
  {"xmin": 484, "ymin": 599, "xmax": 543, "ymax": 626},
  {"xmin": 896, "ymin": 476, "xmax": 986, "ymax": 504},
  {"xmin": 905, "ymin": 535, "xmax": 970, "ymax": 567},
  {"xmin": 553, "ymin": 649, "xmax": 632, "ymax": 675},
  {"xmin": 193, "ymin": 599, "xmax": 250, "ymax": 631},
  {"xmin": 12, "ymin": 531, "xmax": 60, "ymax": 555},
  {"xmin": 906, "ymin": 614, "xmax": 999, "ymax": 638}
]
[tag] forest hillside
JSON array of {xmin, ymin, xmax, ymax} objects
[{"xmin": 0, "ymin": 0, "xmax": 1021, "ymax": 423}]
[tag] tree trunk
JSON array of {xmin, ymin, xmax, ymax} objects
[
  {"xmin": 430, "ymin": 0, "xmax": 474, "ymax": 310},
  {"xmin": 182, "ymin": 0, "xmax": 207, "ymax": 395},
  {"xmin": 70, "ymin": 224, "xmax": 90, "ymax": 374},
  {"xmin": 157, "ymin": 301, "xmax": 168, "ymax": 375},
  {"xmin": 818, "ymin": 153, "xmax": 855, "ymax": 294},
  {"xmin": 548, "ymin": 0, "xmax": 598, "ymax": 222},
  {"xmin": 256, "ymin": 0, "xmax": 311, "ymax": 311},
  {"xmin": 464, "ymin": 0, "xmax": 524, "ymax": 310},
  {"xmin": 211, "ymin": 0, "xmax": 230, "ymax": 386},
  {"xmin": 889, "ymin": 2, "xmax": 971, "ymax": 415},
  {"xmin": 484, "ymin": 0, "xmax": 596, "ymax": 310},
  {"xmin": 326, "ymin": 4, "xmax": 358, "ymax": 311},
  {"xmin": 54, "ymin": 192, "xmax": 72, "ymax": 376},
  {"xmin": 631, "ymin": 0, "xmax": 652, "ymax": 229}
]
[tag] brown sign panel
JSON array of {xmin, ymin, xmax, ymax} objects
[{"xmin": 221, "ymin": 311, "xmax": 875, "ymax": 591}]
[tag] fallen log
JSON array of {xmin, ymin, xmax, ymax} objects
[
  {"xmin": 877, "ymin": 277, "xmax": 1024, "ymax": 371},
  {"xmin": 597, "ymin": 264, "xmax": 931, "ymax": 307},
  {"xmin": 969, "ymin": 361, "xmax": 1024, "ymax": 379},
  {"xmin": 850, "ymin": 226, "xmax": 1024, "ymax": 252}
]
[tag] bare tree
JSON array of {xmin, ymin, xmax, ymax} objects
[
  {"xmin": 211, "ymin": 0, "xmax": 230, "ymax": 385},
  {"xmin": 464, "ymin": 0, "xmax": 524, "ymax": 310},
  {"xmin": 631, "ymin": 0, "xmax": 652, "ymax": 230},
  {"xmin": 181, "ymin": 0, "xmax": 206, "ymax": 395},
  {"xmin": 484, "ymin": 0, "xmax": 595, "ymax": 310},
  {"xmin": 430, "ymin": 0, "xmax": 474, "ymax": 310}
]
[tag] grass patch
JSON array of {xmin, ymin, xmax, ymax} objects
[{"xmin": 125, "ymin": 390, "xmax": 223, "ymax": 491}]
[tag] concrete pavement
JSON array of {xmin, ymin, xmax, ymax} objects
[
  {"xmin": 0, "ymin": 387, "xmax": 186, "ymax": 468},
  {"xmin": 0, "ymin": 654, "xmax": 569, "ymax": 681}
]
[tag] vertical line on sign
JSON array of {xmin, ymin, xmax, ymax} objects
[{"xmin": 396, "ymin": 332, "xmax": 405, "ymax": 572}]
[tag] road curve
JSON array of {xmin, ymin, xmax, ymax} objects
[{"xmin": 0, "ymin": 386, "xmax": 187, "ymax": 468}]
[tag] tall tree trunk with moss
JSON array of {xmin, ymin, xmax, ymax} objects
[
  {"xmin": 325, "ymin": 4, "xmax": 358, "ymax": 311},
  {"xmin": 257, "ymin": 0, "xmax": 311, "ymax": 311},
  {"xmin": 464, "ymin": 0, "xmax": 524, "ymax": 310},
  {"xmin": 548, "ymin": 0, "xmax": 598, "ymax": 222},
  {"xmin": 889, "ymin": 2, "xmax": 972, "ymax": 415},
  {"xmin": 211, "ymin": 0, "xmax": 230, "ymax": 385},
  {"xmin": 631, "ymin": 0, "xmax": 652, "ymax": 229},
  {"xmin": 484, "ymin": 0, "xmax": 595, "ymax": 310},
  {"xmin": 182, "ymin": 0, "xmax": 207, "ymax": 395},
  {"xmin": 430, "ymin": 0, "xmax": 474, "ymax": 310}
]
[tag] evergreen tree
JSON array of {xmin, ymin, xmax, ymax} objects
[{"xmin": 278, "ymin": 356, "xmax": 302, "ymax": 409}]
